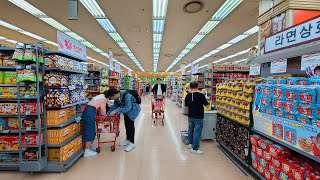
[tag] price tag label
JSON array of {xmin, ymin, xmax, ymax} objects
[
  {"xmin": 75, "ymin": 117, "xmax": 81, "ymax": 123},
  {"xmin": 83, "ymin": 85, "xmax": 88, "ymax": 89},
  {"xmin": 2, "ymin": 130, "xmax": 9, "ymax": 133},
  {"xmin": 270, "ymin": 59, "xmax": 287, "ymax": 74},
  {"xmin": 249, "ymin": 64, "xmax": 261, "ymax": 75},
  {"xmin": 68, "ymin": 85, "xmax": 75, "ymax": 90},
  {"xmin": 26, "ymin": 127, "xmax": 31, "ymax": 131},
  {"xmin": 301, "ymin": 53, "xmax": 320, "ymax": 71},
  {"xmin": 16, "ymin": 65, "xmax": 22, "ymax": 70},
  {"xmin": 26, "ymin": 65, "xmax": 32, "ymax": 69}
]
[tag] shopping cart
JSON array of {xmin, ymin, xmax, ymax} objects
[
  {"xmin": 95, "ymin": 115, "xmax": 120, "ymax": 152},
  {"xmin": 151, "ymin": 95, "xmax": 165, "ymax": 125}
]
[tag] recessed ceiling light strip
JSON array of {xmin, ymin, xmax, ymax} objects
[
  {"xmin": 165, "ymin": 0, "xmax": 243, "ymax": 72},
  {"xmin": 152, "ymin": 0, "xmax": 168, "ymax": 72},
  {"xmin": 9, "ymin": 0, "xmax": 132, "ymax": 71},
  {"xmin": 185, "ymin": 26, "xmax": 258, "ymax": 68},
  {"xmin": 79, "ymin": 0, "xmax": 144, "ymax": 71}
]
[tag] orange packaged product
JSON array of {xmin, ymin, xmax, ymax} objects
[
  {"xmin": 46, "ymin": 108, "xmax": 68, "ymax": 126},
  {"xmin": 9, "ymin": 136, "xmax": 19, "ymax": 150},
  {"xmin": 47, "ymin": 124, "xmax": 73, "ymax": 145}
]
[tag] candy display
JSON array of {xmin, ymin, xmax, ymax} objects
[
  {"xmin": 217, "ymin": 115, "xmax": 250, "ymax": 163},
  {"xmin": 44, "ymin": 55, "xmax": 87, "ymax": 73},
  {"xmin": 44, "ymin": 88, "xmax": 70, "ymax": 107},
  {"xmin": 250, "ymin": 134, "xmax": 320, "ymax": 180},
  {"xmin": 0, "ymin": 135, "xmax": 19, "ymax": 151},
  {"xmin": 17, "ymin": 69, "xmax": 42, "ymax": 82},
  {"xmin": 69, "ymin": 74, "xmax": 85, "ymax": 86},
  {"xmin": 44, "ymin": 72, "xmax": 68, "ymax": 87}
]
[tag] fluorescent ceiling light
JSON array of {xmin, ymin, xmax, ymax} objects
[
  {"xmin": 123, "ymin": 48, "xmax": 131, "ymax": 53},
  {"xmin": 0, "ymin": 36, "xmax": 7, "ymax": 40},
  {"xmin": 217, "ymin": 43, "xmax": 232, "ymax": 50},
  {"xmin": 153, "ymin": 42, "xmax": 161, "ymax": 49},
  {"xmin": 118, "ymin": 42, "xmax": 128, "ymax": 48},
  {"xmin": 153, "ymin": 0, "xmax": 168, "ymax": 19},
  {"xmin": 40, "ymin": 17, "xmax": 70, "ymax": 32},
  {"xmin": 244, "ymin": 26, "xmax": 259, "ymax": 35},
  {"xmin": 109, "ymin": 32, "xmax": 123, "ymax": 42},
  {"xmin": 97, "ymin": 19, "xmax": 116, "ymax": 33},
  {"xmin": 214, "ymin": 48, "xmax": 250, "ymax": 63},
  {"xmin": 199, "ymin": 21, "xmax": 219, "ymax": 34},
  {"xmin": 0, "ymin": 20, "xmax": 22, "ymax": 31},
  {"xmin": 6, "ymin": 39, "xmax": 17, "ymax": 44},
  {"xmin": 234, "ymin": 59, "xmax": 246, "ymax": 63},
  {"xmin": 211, "ymin": 0, "xmax": 242, "ymax": 20},
  {"xmin": 227, "ymin": 34, "xmax": 248, "ymax": 44},
  {"xmin": 153, "ymin": 34, "xmax": 162, "ymax": 42},
  {"xmin": 88, "ymin": 56, "xmax": 109, "ymax": 67},
  {"xmin": 186, "ymin": 43, "xmax": 197, "ymax": 49},
  {"xmin": 66, "ymin": 32, "xmax": 85, "ymax": 42},
  {"xmin": 153, "ymin": 19, "xmax": 165, "ymax": 33},
  {"xmin": 154, "ymin": 49, "xmax": 160, "ymax": 54},
  {"xmin": 165, "ymin": 0, "xmax": 243, "ymax": 72},
  {"xmin": 79, "ymin": 0, "xmax": 105, "ymax": 18},
  {"xmin": 8, "ymin": 0, "xmax": 46, "ymax": 17},
  {"xmin": 82, "ymin": 41, "xmax": 96, "ymax": 49}
]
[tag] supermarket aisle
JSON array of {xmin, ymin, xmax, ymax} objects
[{"xmin": 0, "ymin": 95, "xmax": 253, "ymax": 180}]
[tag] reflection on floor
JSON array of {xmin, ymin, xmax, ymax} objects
[{"xmin": 0, "ymin": 95, "xmax": 253, "ymax": 180}]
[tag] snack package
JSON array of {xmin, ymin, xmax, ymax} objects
[
  {"xmin": 264, "ymin": 150, "xmax": 272, "ymax": 161},
  {"xmin": 296, "ymin": 115, "xmax": 312, "ymax": 125},
  {"xmin": 274, "ymin": 78, "xmax": 287, "ymax": 85},
  {"xmin": 269, "ymin": 165, "xmax": 281, "ymax": 177},
  {"xmin": 0, "ymin": 118, "xmax": 8, "ymax": 130},
  {"xmin": 263, "ymin": 78, "xmax": 274, "ymax": 84},
  {"xmin": 283, "ymin": 101, "xmax": 297, "ymax": 115},
  {"xmin": 272, "ymin": 157, "xmax": 282, "ymax": 169},
  {"xmin": 0, "ymin": 71, "xmax": 3, "ymax": 84},
  {"xmin": 273, "ymin": 99, "xmax": 284, "ymax": 111},
  {"xmin": 262, "ymin": 84, "xmax": 273, "ymax": 98},
  {"xmin": 297, "ymin": 103, "xmax": 316, "ymax": 118},
  {"xmin": 12, "ymin": 46, "xmax": 24, "ymax": 60},
  {"xmin": 3, "ymin": 72, "xmax": 17, "ymax": 84},
  {"xmin": 273, "ymin": 85, "xmax": 285, "ymax": 99},
  {"xmin": 282, "ymin": 159, "xmax": 295, "ymax": 176},
  {"xmin": 285, "ymin": 86, "xmax": 299, "ymax": 102},
  {"xmin": 23, "ymin": 45, "xmax": 36, "ymax": 61},
  {"xmin": 287, "ymin": 77, "xmax": 308, "ymax": 85},
  {"xmin": 269, "ymin": 144, "xmax": 291, "ymax": 159},
  {"xmin": 258, "ymin": 139, "xmax": 273, "ymax": 150}
]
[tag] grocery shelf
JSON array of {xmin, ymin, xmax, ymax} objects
[
  {"xmin": 0, "ymin": 150, "xmax": 20, "ymax": 153},
  {"xmin": 88, "ymin": 70, "xmax": 100, "ymax": 72},
  {"xmin": 218, "ymin": 141, "xmax": 249, "ymax": 168},
  {"xmin": 248, "ymin": 166, "xmax": 265, "ymax": 180},
  {"xmin": 212, "ymin": 70, "xmax": 249, "ymax": 73},
  {"xmin": 252, "ymin": 128, "xmax": 320, "ymax": 164},
  {"xmin": 0, "ymin": 84, "xmax": 24, "ymax": 87},
  {"xmin": 0, "ymin": 47, "xmax": 15, "ymax": 51},
  {"xmin": 45, "ymin": 67, "xmax": 88, "ymax": 74},
  {"xmin": 44, "ymin": 50, "xmax": 87, "ymax": 62},
  {"xmin": 87, "ymin": 90, "xmax": 100, "ymax": 93},
  {"xmin": 45, "ymin": 148, "xmax": 84, "ymax": 172},
  {"xmin": 20, "ymin": 158, "xmax": 47, "ymax": 172},
  {"xmin": 47, "ymin": 113, "xmax": 82, "ymax": 128},
  {"xmin": 46, "ymin": 100, "xmax": 89, "ymax": 109},
  {"xmin": 88, "ymin": 84, "xmax": 99, "ymax": 86},
  {"xmin": 0, "ymin": 162, "xmax": 19, "ymax": 170},
  {"xmin": 21, "ymin": 143, "xmax": 45, "ymax": 148},
  {"xmin": 0, "ymin": 66, "xmax": 16, "ymax": 70},
  {"xmin": 48, "ymin": 132, "xmax": 81, "ymax": 148},
  {"xmin": 217, "ymin": 113, "xmax": 250, "ymax": 128}
]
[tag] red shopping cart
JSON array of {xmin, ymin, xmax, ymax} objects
[
  {"xmin": 95, "ymin": 115, "xmax": 120, "ymax": 153},
  {"xmin": 151, "ymin": 95, "xmax": 165, "ymax": 125}
]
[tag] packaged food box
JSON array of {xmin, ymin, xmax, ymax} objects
[
  {"xmin": 46, "ymin": 108, "xmax": 68, "ymax": 126},
  {"xmin": 47, "ymin": 122, "xmax": 80, "ymax": 145},
  {"xmin": 0, "ymin": 87, "xmax": 17, "ymax": 98},
  {"xmin": 7, "ymin": 118, "xmax": 19, "ymax": 130},
  {"xmin": 17, "ymin": 69, "xmax": 43, "ymax": 82},
  {"xmin": 0, "ymin": 118, "xmax": 8, "ymax": 130},
  {"xmin": 48, "ymin": 135, "xmax": 82, "ymax": 162},
  {"xmin": 0, "ymin": 103, "xmax": 18, "ymax": 115},
  {"xmin": 3, "ymin": 71, "xmax": 17, "ymax": 84},
  {"xmin": 12, "ymin": 47, "xmax": 24, "ymax": 61},
  {"xmin": 0, "ymin": 71, "xmax": 3, "ymax": 84},
  {"xmin": 44, "ymin": 88, "xmax": 70, "ymax": 107},
  {"xmin": 21, "ymin": 102, "xmax": 43, "ymax": 114},
  {"xmin": 24, "ymin": 149, "xmax": 39, "ymax": 160},
  {"xmin": 22, "ymin": 132, "xmax": 44, "ymax": 146},
  {"xmin": 44, "ymin": 73, "xmax": 68, "ymax": 87}
]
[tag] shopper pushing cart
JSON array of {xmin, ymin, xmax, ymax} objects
[
  {"xmin": 106, "ymin": 89, "xmax": 141, "ymax": 152},
  {"xmin": 151, "ymin": 95, "xmax": 165, "ymax": 125},
  {"xmin": 152, "ymin": 78, "xmax": 166, "ymax": 118}
]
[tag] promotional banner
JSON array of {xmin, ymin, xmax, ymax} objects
[
  {"xmin": 249, "ymin": 64, "xmax": 261, "ymax": 75},
  {"xmin": 57, "ymin": 31, "xmax": 87, "ymax": 60},
  {"xmin": 265, "ymin": 16, "xmax": 320, "ymax": 53},
  {"xmin": 301, "ymin": 53, "xmax": 320, "ymax": 71},
  {"xmin": 191, "ymin": 64, "xmax": 199, "ymax": 74},
  {"xmin": 270, "ymin": 59, "xmax": 287, "ymax": 74},
  {"xmin": 253, "ymin": 111, "xmax": 320, "ymax": 160},
  {"xmin": 180, "ymin": 64, "xmax": 186, "ymax": 75},
  {"xmin": 109, "ymin": 50, "xmax": 114, "ymax": 71},
  {"xmin": 114, "ymin": 63, "xmax": 121, "ymax": 73}
]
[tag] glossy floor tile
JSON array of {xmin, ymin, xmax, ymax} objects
[{"xmin": 0, "ymin": 95, "xmax": 254, "ymax": 180}]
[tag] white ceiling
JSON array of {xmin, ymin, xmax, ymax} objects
[{"xmin": 0, "ymin": 0, "xmax": 259, "ymax": 72}]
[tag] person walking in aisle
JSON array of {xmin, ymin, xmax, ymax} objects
[
  {"xmin": 106, "ymin": 89, "xmax": 141, "ymax": 152},
  {"xmin": 145, "ymin": 83, "xmax": 150, "ymax": 95},
  {"xmin": 82, "ymin": 92, "xmax": 108, "ymax": 158},
  {"xmin": 185, "ymin": 82, "xmax": 209, "ymax": 155},
  {"xmin": 152, "ymin": 78, "xmax": 166, "ymax": 118}
]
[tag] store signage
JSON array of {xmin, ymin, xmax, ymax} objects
[
  {"xmin": 128, "ymin": 70, "xmax": 132, "ymax": 76},
  {"xmin": 270, "ymin": 59, "xmax": 287, "ymax": 74},
  {"xmin": 301, "ymin": 53, "xmax": 320, "ymax": 71},
  {"xmin": 249, "ymin": 64, "xmax": 261, "ymax": 75},
  {"xmin": 265, "ymin": 15, "xmax": 320, "ymax": 53},
  {"xmin": 114, "ymin": 63, "xmax": 121, "ymax": 73},
  {"xmin": 191, "ymin": 64, "xmax": 199, "ymax": 74},
  {"xmin": 109, "ymin": 50, "xmax": 114, "ymax": 71},
  {"xmin": 57, "ymin": 31, "xmax": 87, "ymax": 60},
  {"xmin": 253, "ymin": 111, "xmax": 320, "ymax": 159},
  {"xmin": 180, "ymin": 64, "xmax": 186, "ymax": 75}
]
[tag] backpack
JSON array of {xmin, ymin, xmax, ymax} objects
[{"xmin": 122, "ymin": 90, "xmax": 141, "ymax": 104}]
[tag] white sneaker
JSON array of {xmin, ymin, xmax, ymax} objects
[
  {"xmin": 84, "ymin": 149, "xmax": 98, "ymax": 158},
  {"xmin": 190, "ymin": 149, "xmax": 204, "ymax": 155},
  {"xmin": 125, "ymin": 143, "xmax": 136, "ymax": 152},
  {"xmin": 188, "ymin": 144, "xmax": 193, "ymax": 149},
  {"xmin": 120, "ymin": 139, "xmax": 130, "ymax": 146},
  {"xmin": 90, "ymin": 144, "xmax": 96, "ymax": 151}
]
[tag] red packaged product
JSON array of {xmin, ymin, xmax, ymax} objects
[
  {"xmin": 264, "ymin": 150, "xmax": 272, "ymax": 161},
  {"xmin": 306, "ymin": 171, "xmax": 320, "ymax": 180},
  {"xmin": 250, "ymin": 135, "xmax": 262, "ymax": 146},
  {"xmin": 259, "ymin": 139, "xmax": 273, "ymax": 150},
  {"xmin": 269, "ymin": 165, "xmax": 281, "ymax": 177},
  {"xmin": 292, "ymin": 164, "xmax": 307, "ymax": 180},
  {"xmin": 269, "ymin": 144, "xmax": 291, "ymax": 159},
  {"xmin": 282, "ymin": 159, "xmax": 295, "ymax": 176},
  {"xmin": 258, "ymin": 165, "xmax": 265, "ymax": 175},
  {"xmin": 274, "ymin": 99, "xmax": 284, "ymax": 110},
  {"xmin": 265, "ymin": 168, "xmax": 274, "ymax": 180},
  {"xmin": 272, "ymin": 157, "xmax": 282, "ymax": 169},
  {"xmin": 22, "ymin": 132, "xmax": 43, "ymax": 146},
  {"xmin": 252, "ymin": 160, "xmax": 259, "ymax": 170},
  {"xmin": 257, "ymin": 147, "xmax": 264, "ymax": 157},
  {"xmin": 252, "ymin": 145, "xmax": 256, "ymax": 153}
]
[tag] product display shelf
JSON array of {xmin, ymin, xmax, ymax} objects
[
  {"xmin": 44, "ymin": 50, "xmax": 87, "ymax": 62},
  {"xmin": 217, "ymin": 140, "xmax": 250, "ymax": 168},
  {"xmin": 45, "ymin": 148, "xmax": 84, "ymax": 172},
  {"xmin": 43, "ymin": 49, "xmax": 87, "ymax": 172},
  {"xmin": 252, "ymin": 128, "xmax": 320, "ymax": 164},
  {"xmin": 45, "ymin": 67, "xmax": 88, "ymax": 75},
  {"xmin": 13, "ymin": 42, "xmax": 47, "ymax": 172},
  {"xmin": 0, "ymin": 66, "xmax": 16, "ymax": 70},
  {"xmin": 217, "ymin": 113, "xmax": 251, "ymax": 128},
  {"xmin": 86, "ymin": 69, "xmax": 101, "ymax": 99},
  {"xmin": 109, "ymin": 71, "xmax": 120, "ymax": 90},
  {"xmin": 203, "ymin": 69, "xmax": 213, "ymax": 111},
  {"xmin": 99, "ymin": 68, "xmax": 109, "ymax": 94},
  {"xmin": 248, "ymin": 166, "xmax": 266, "ymax": 180}
]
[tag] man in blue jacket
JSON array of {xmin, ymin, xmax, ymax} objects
[{"xmin": 106, "ymin": 89, "xmax": 141, "ymax": 152}]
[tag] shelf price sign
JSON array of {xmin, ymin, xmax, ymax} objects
[
  {"xmin": 265, "ymin": 15, "xmax": 320, "ymax": 53},
  {"xmin": 301, "ymin": 53, "xmax": 320, "ymax": 70},
  {"xmin": 249, "ymin": 64, "xmax": 261, "ymax": 75},
  {"xmin": 57, "ymin": 31, "xmax": 87, "ymax": 60},
  {"xmin": 270, "ymin": 59, "xmax": 287, "ymax": 74}
]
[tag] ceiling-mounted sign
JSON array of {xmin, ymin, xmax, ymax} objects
[
  {"xmin": 270, "ymin": 59, "xmax": 287, "ymax": 74},
  {"xmin": 57, "ymin": 31, "xmax": 87, "ymax": 60},
  {"xmin": 114, "ymin": 63, "xmax": 121, "ymax": 73},
  {"xmin": 265, "ymin": 15, "xmax": 320, "ymax": 53},
  {"xmin": 192, "ymin": 64, "xmax": 199, "ymax": 74},
  {"xmin": 249, "ymin": 64, "xmax": 261, "ymax": 75},
  {"xmin": 301, "ymin": 53, "xmax": 320, "ymax": 71},
  {"xmin": 109, "ymin": 50, "xmax": 114, "ymax": 71},
  {"xmin": 180, "ymin": 64, "xmax": 186, "ymax": 75},
  {"xmin": 128, "ymin": 70, "xmax": 132, "ymax": 76}
]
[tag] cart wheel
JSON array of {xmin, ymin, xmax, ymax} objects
[
  {"xmin": 111, "ymin": 146, "xmax": 115, "ymax": 152},
  {"xmin": 96, "ymin": 147, "xmax": 101, "ymax": 153}
]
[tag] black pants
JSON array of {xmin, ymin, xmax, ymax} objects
[{"xmin": 124, "ymin": 114, "xmax": 135, "ymax": 144}]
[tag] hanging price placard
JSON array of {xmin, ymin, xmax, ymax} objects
[
  {"xmin": 109, "ymin": 50, "xmax": 114, "ymax": 71},
  {"xmin": 114, "ymin": 63, "xmax": 121, "ymax": 73},
  {"xmin": 301, "ymin": 53, "xmax": 320, "ymax": 71},
  {"xmin": 270, "ymin": 59, "xmax": 287, "ymax": 74},
  {"xmin": 128, "ymin": 70, "xmax": 132, "ymax": 76},
  {"xmin": 249, "ymin": 64, "xmax": 261, "ymax": 75}
]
